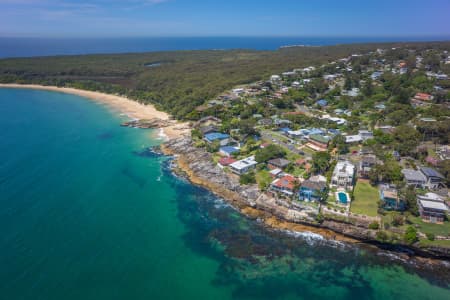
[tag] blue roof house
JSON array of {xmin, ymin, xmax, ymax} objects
[
  {"xmin": 279, "ymin": 127, "xmax": 292, "ymax": 135},
  {"xmin": 219, "ymin": 146, "xmax": 239, "ymax": 157},
  {"xmin": 316, "ymin": 99, "xmax": 328, "ymax": 107},
  {"xmin": 204, "ymin": 132, "xmax": 230, "ymax": 146}
]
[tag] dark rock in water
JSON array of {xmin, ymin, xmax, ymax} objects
[
  {"xmin": 132, "ymin": 146, "xmax": 163, "ymax": 158},
  {"xmin": 97, "ymin": 132, "xmax": 114, "ymax": 140}
]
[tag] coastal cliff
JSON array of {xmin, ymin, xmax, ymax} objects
[{"xmin": 162, "ymin": 137, "xmax": 450, "ymax": 260}]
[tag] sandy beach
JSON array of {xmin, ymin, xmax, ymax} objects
[{"xmin": 0, "ymin": 84, "xmax": 190, "ymax": 139}]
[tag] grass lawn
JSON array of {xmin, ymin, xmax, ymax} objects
[
  {"xmin": 418, "ymin": 239, "xmax": 450, "ymax": 248},
  {"xmin": 405, "ymin": 216, "xmax": 450, "ymax": 237},
  {"xmin": 350, "ymin": 181, "xmax": 379, "ymax": 217}
]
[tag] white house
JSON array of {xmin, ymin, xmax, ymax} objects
[
  {"xmin": 270, "ymin": 75, "xmax": 281, "ymax": 84},
  {"xmin": 330, "ymin": 161, "xmax": 356, "ymax": 191},
  {"xmin": 345, "ymin": 134, "xmax": 363, "ymax": 144},
  {"xmin": 229, "ymin": 156, "xmax": 258, "ymax": 175}
]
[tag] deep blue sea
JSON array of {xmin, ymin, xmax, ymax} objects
[
  {"xmin": 0, "ymin": 36, "xmax": 449, "ymax": 58},
  {"xmin": 0, "ymin": 88, "xmax": 450, "ymax": 300}
]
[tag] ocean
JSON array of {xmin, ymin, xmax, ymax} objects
[
  {"xmin": 0, "ymin": 88, "xmax": 449, "ymax": 300},
  {"xmin": 0, "ymin": 36, "xmax": 449, "ymax": 58}
]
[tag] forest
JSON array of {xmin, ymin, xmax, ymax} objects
[{"xmin": 1, "ymin": 41, "xmax": 449, "ymax": 119}]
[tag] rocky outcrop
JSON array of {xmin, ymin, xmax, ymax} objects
[{"xmin": 162, "ymin": 137, "xmax": 450, "ymax": 260}]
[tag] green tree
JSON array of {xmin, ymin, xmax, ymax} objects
[
  {"xmin": 255, "ymin": 144, "xmax": 286, "ymax": 163},
  {"xmin": 312, "ymin": 152, "xmax": 331, "ymax": 174},
  {"xmin": 404, "ymin": 226, "xmax": 419, "ymax": 244},
  {"xmin": 404, "ymin": 187, "xmax": 419, "ymax": 216},
  {"xmin": 393, "ymin": 125, "xmax": 420, "ymax": 156},
  {"xmin": 239, "ymin": 172, "xmax": 256, "ymax": 185}
]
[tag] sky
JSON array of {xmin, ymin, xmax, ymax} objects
[{"xmin": 1, "ymin": 0, "xmax": 450, "ymax": 38}]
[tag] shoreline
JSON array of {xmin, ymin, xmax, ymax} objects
[
  {"xmin": 0, "ymin": 83, "xmax": 190, "ymax": 140},
  {"xmin": 161, "ymin": 138, "xmax": 450, "ymax": 262}
]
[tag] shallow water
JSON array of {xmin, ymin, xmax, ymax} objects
[{"xmin": 0, "ymin": 88, "xmax": 449, "ymax": 300}]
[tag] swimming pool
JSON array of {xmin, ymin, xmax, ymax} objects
[{"xmin": 337, "ymin": 192, "xmax": 349, "ymax": 204}]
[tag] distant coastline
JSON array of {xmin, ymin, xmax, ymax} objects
[
  {"xmin": 0, "ymin": 84, "xmax": 190, "ymax": 139},
  {"xmin": 1, "ymin": 36, "xmax": 450, "ymax": 58}
]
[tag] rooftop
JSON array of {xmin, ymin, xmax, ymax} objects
[
  {"xmin": 230, "ymin": 156, "xmax": 258, "ymax": 171},
  {"xmin": 419, "ymin": 200, "xmax": 448, "ymax": 211},
  {"xmin": 204, "ymin": 132, "xmax": 229, "ymax": 141},
  {"xmin": 401, "ymin": 169, "xmax": 426, "ymax": 182},
  {"xmin": 420, "ymin": 167, "xmax": 445, "ymax": 179}
]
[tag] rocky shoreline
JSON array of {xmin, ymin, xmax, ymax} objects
[{"xmin": 161, "ymin": 137, "xmax": 450, "ymax": 261}]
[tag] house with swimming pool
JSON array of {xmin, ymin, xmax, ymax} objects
[
  {"xmin": 330, "ymin": 160, "xmax": 356, "ymax": 191},
  {"xmin": 380, "ymin": 187, "xmax": 405, "ymax": 211}
]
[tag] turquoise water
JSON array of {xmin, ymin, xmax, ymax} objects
[
  {"xmin": 0, "ymin": 88, "xmax": 449, "ymax": 300},
  {"xmin": 338, "ymin": 192, "xmax": 349, "ymax": 204}
]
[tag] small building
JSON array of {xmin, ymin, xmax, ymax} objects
[
  {"xmin": 359, "ymin": 155, "xmax": 377, "ymax": 178},
  {"xmin": 199, "ymin": 125, "xmax": 218, "ymax": 135},
  {"xmin": 371, "ymin": 71, "xmax": 383, "ymax": 80},
  {"xmin": 316, "ymin": 99, "xmax": 328, "ymax": 107},
  {"xmin": 358, "ymin": 130, "xmax": 373, "ymax": 141},
  {"xmin": 268, "ymin": 158, "xmax": 291, "ymax": 170},
  {"xmin": 411, "ymin": 93, "xmax": 434, "ymax": 107},
  {"xmin": 270, "ymin": 75, "xmax": 281, "ymax": 84},
  {"xmin": 269, "ymin": 168, "xmax": 283, "ymax": 178},
  {"xmin": 417, "ymin": 193, "xmax": 448, "ymax": 223},
  {"xmin": 218, "ymin": 157, "xmax": 237, "ymax": 168},
  {"xmin": 420, "ymin": 167, "xmax": 446, "ymax": 190},
  {"xmin": 229, "ymin": 156, "xmax": 258, "ymax": 175},
  {"xmin": 195, "ymin": 116, "xmax": 222, "ymax": 128},
  {"xmin": 270, "ymin": 174, "xmax": 297, "ymax": 196},
  {"xmin": 345, "ymin": 134, "xmax": 363, "ymax": 144},
  {"xmin": 330, "ymin": 161, "xmax": 356, "ymax": 191},
  {"xmin": 299, "ymin": 180, "xmax": 327, "ymax": 202},
  {"xmin": 258, "ymin": 118, "xmax": 273, "ymax": 126},
  {"xmin": 219, "ymin": 146, "xmax": 239, "ymax": 157},
  {"xmin": 204, "ymin": 132, "xmax": 230, "ymax": 146},
  {"xmin": 380, "ymin": 188, "xmax": 404, "ymax": 211}
]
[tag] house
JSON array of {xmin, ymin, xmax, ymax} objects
[
  {"xmin": 270, "ymin": 75, "xmax": 281, "ymax": 84},
  {"xmin": 229, "ymin": 156, "xmax": 258, "ymax": 175},
  {"xmin": 258, "ymin": 118, "xmax": 273, "ymax": 126},
  {"xmin": 345, "ymin": 134, "xmax": 363, "ymax": 144},
  {"xmin": 269, "ymin": 168, "xmax": 283, "ymax": 178},
  {"xmin": 270, "ymin": 174, "xmax": 297, "ymax": 196},
  {"xmin": 417, "ymin": 193, "xmax": 448, "ymax": 223},
  {"xmin": 274, "ymin": 119, "xmax": 292, "ymax": 127},
  {"xmin": 306, "ymin": 134, "xmax": 330, "ymax": 152},
  {"xmin": 359, "ymin": 155, "xmax": 377, "ymax": 178},
  {"xmin": 291, "ymin": 81, "xmax": 301, "ymax": 88},
  {"xmin": 199, "ymin": 125, "xmax": 218, "ymax": 135},
  {"xmin": 268, "ymin": 158, "xmax": 291, "ymax": 170},
  {"xmin": 371, "ymin": 71, "xmax": 383, "ymax": 80},
  {"xmin": 330, "ymin": 161, "xmax": 356, "ymax": 190},
  {"xmin": 420, "ymin": 167, "xmax": 446, "ymax": 190},
  {"xmin": 218, "ymin": 157, "xmax": 237, "ymax": 168},
  {"xmin": 358, "ymin": 130, "xmax": 373, "ymax": 141},
  {"xmin": 299, "ymin": 180, "xmax": 327, "ymax": 202},
  {"xmin": 278, "ymin": 127, "xmax": 292, "ymax": 135},
  {"xmin": 401, "ymin": 169, "xmax": 426, "ymax": 188},
  {"xmin": 316, "ymin": 99, "xmax": 328, "ymax": 107},
  {"xmin": 219, "ymin": 146, "xmax": 239, "ymax": 157},
  {"xmin": 380, "ymin": 187, "xmax": 405, "ymax": 211},
  {"xmin": 411, "ymin": 93, "xmax": 434, "ymax": 107},
  {"xmin": 204, "ymin": 132, "xmax": 230, "ymax": 146},
  {"xmin": 195, "ymin": 116, "xmax": 222, "ymax": 128}
]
